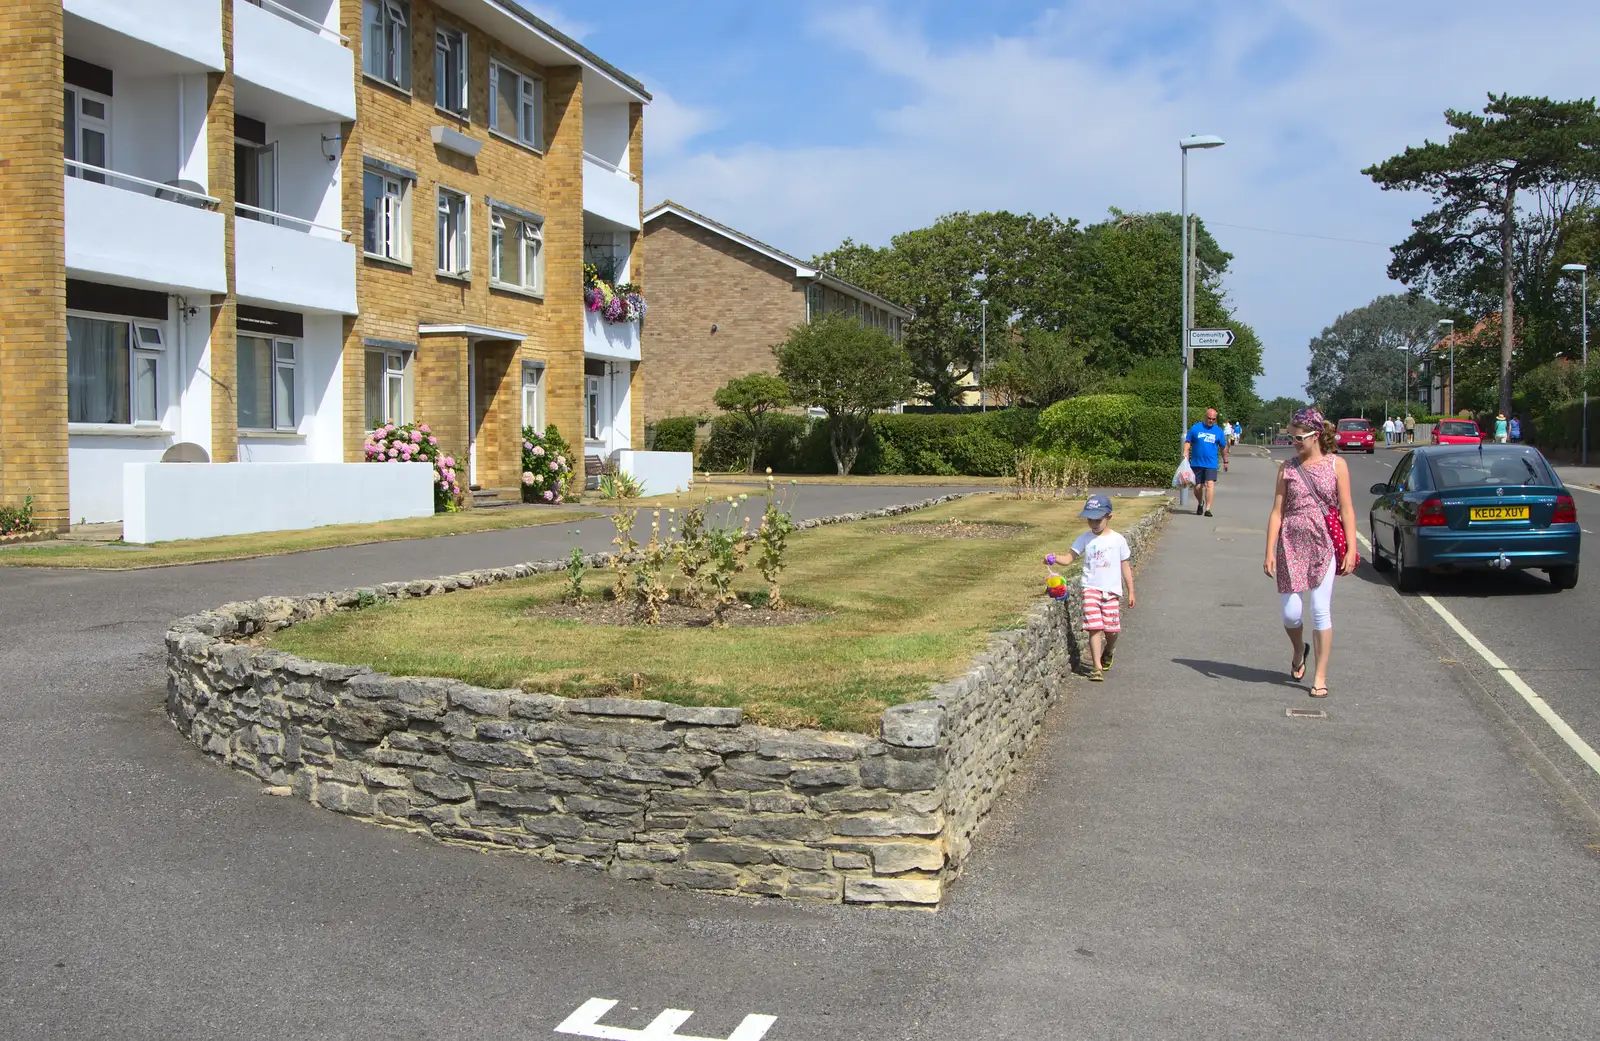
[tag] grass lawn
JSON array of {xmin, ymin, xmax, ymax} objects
[
  {"xmin": 271, "ymin": 494, "xmax": 1162, "ymax": 733},
  {"xmin": 694, "ymin": 473, "xmax": 1012, "ymax": 488},
  {"xmin": 0, "ymin": 507, "xmax": 601, "ymax": 570}
]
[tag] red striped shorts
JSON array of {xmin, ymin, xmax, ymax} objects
[{"xmin": 1081, "ymin": 587, "xmax": 1122, "ymax": 633}]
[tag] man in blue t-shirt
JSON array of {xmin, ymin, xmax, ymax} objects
[{"xmin": 1183, "ymin": 408, "xmax": 1230, "ymax": 517}]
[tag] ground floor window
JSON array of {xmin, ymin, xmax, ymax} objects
[
  {"xmin": 364, "ymin": 348, "xmax": 410, "ymax": 427},
  {"xmin": 67, "ymin": 313, "xmax": 165, "ymax": 425},
  {"xmin": 237, "ymin": 335, "xmax": 299, "ymax": 431},
  {"xmin": 522, "ymin": 363, "xmax": 543, "ymax": 431},
  {"xmin": 585, "ymin": 374, "xmax": 602, "ymax": 440}
]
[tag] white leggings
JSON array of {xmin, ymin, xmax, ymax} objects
[{"xmin": 1281, "ymin": 560, "xmax": 1336, "ymax": 632}]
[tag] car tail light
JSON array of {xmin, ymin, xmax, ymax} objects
[
  {"xmin": 1554, "ymin": 495, "xmax": 1577, "ymax": 525},
  {"xmin": 1418, "ymin": 498, "xmax": 1447, "ymax": 526}
]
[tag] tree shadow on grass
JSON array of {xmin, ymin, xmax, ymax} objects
[{"xmin": 1172, "ymin": 658, "xmax": 1302, "ymax": 688}]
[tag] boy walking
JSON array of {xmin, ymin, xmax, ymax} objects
[{"xmin": 1056, "ymin": 494, "xmax": 1136, "ymax": 682}]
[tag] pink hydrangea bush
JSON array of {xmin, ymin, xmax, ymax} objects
[
  {"xmin": 364, "ymin": 421, "xmax": 462, "ymax": 513},
  {"xmin": 520, "ymin": 424, "xmax": 576, "ymax": 504}
]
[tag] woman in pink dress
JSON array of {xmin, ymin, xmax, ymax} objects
[{"xmin": 1264, "ymin": 407, "xmax": 1360, "ymax": 698}]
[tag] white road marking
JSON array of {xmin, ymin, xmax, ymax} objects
[
  {"xmin": 1355, "ymin": 531, "xmax": 1600, "ymax": 780},
  {"xmin": 556, "ymin": 998, "xmax": 777, "ymax": 1041},
  {"xmin": 1568, "ymin": 484, "xmax": 1600, "ymax": 496}
]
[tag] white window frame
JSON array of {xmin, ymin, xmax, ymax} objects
[
  {"xmin": 489, "ymin": 207, "xmax": 544, "ymax": 294},
  {"xmin": 365, "ymin": 348, "xmax": 412, "ymax": 428},
  {"xmin": 488, "ymin": 60, "xmax": 542, "ymax": 149},
  {"xmin": 66, "ymin": 312, "xmax": 167, "ymax": 428},
  {"xmin": 363, "ymin": 0, "xmax": 411, "ymax": 89},
  {"xmin": 236, "ymin": 334, "xmax": 300, "ymax": 433},
  {"xmin": 64, "ymin": 86, "xmax": 112, "ymax": 183},
  {"xmin": 521, "ymin": 363, "xmax": 544, "ymax": 432},
  {"xmin": 434, "ymin": 24, "xmax": 468, "ymax": 116},
  {"xmin": 362, "ymin": 165, "xmax": 412, "ymax": 263},
  {"xmin": 585, "ymin": 374, "xmax": 603, "ymax": 441},
  {"xmin": 436, "ymin": 187, "xmax": 470, "ymax": 277}
]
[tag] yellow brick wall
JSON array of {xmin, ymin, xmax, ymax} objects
[
  {"xmin": 641, "ymin": 213, "xmax": 808, "ymax": 423},
  {"xmin": 207, "ymin": 0, "xmax": 238, "ymax": 463},
  {"xmin": 0, "ymin": 0, "xmax": 69, "ymax": 530},
  {"xmin": 341, "ymin": 0, "xmax": 586, "ymax": 491}
]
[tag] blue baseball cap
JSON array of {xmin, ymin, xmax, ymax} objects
[{"xmin": 1079, "ymin": 494, "xmax": 1113, "ymax": 519}]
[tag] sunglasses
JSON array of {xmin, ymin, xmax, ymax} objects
[{"xmin": 1289, "ymin": 431, "xmax": 1319, "ymax": 443}]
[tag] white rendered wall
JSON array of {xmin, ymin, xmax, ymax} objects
[
  {"xmin": 64, "ymin": 0, "xmax": 226, "ymax": 71},
  {"xmin": 617, "ymin": 452, "xmax": 692, "ymax": 497},
  {"xmin": 583, "ymin": 101, "xmax": 630, "ymax": 170},
  {"xmin": 123, "ymin": 462, "xmax": 434, "ymax": 543},
  {"xmin": 70, "ymin": 435, "xmax": 174, "ymax": 524}
]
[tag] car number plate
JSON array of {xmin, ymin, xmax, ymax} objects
[{"xmin": 1469, "ymin": 505, "xmax": 1529, "ymax": 521}]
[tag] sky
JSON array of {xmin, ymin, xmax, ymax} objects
[{"xmin": 548, "ymin": 0, "xmax": 1600, "ymax": 400}]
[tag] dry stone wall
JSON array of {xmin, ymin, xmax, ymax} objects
[{"xmin": 165, "ymin": 496, "xmax": 1169, "ymax": 907}]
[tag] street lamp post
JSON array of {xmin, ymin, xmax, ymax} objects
[
  {"xmin": 1562, "ymin": 263, "xmax": 1588, "ymax": 465},
  {"xmin": 980, "ymin": 298, "xmax": 988, "ymax": 413},
  {"xmin": 1178, "ymin": 134, "xmax": 1224, "ymax": 507},
  {"xmin": 1447, "ymin": 323, "xmax": 1457, "ymax": 415}
]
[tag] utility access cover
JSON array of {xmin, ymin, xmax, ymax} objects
[{"xmin": 1285, "ymin": 708, "xmax": 1329, "ymax": 720}]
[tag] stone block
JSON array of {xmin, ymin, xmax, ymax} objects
[
  {"xmin": 474, "ymin": 721, "xmax": 521, "ymax": 742},
  {"xmin": 568, "ymin": 697, "xmax": 670, "ymax": 719},
  {"xmin": 770, "ymin": 847, "xmax": 829, "ymax": 871},
  {"xmin": 313, "ymin": 783, "xmax": 375, "ymax": 817},
  {"xmin": 684, "ymin": 729, "xmax": 760, "ymax": 754},
  {"xmin": 554, "ymin": 840, "xmax": 614, "ymax": 858},
  {"xmin": 790, "ymin": 764, "xmax": 858, "ymax": 790},
  {"xmin": 476, "ymin": 788, "xmax": 557, "ymax": 812},
  {"xmin": 879, "ymin": 703, "xmax": 944, "ymax": 748},
  {"xmin": 833, "ymin": 812, "xmax": 943, "ymax": 838},
  {"xmin": 728, "ymin": 817, "xmax": 828, "ymax": 842},
  {"xmin": 859, "ymin": 754, "xmax": 941, "ymax": 792},
  {"xmin": 664, "ymin": 705, "xmax": 743, "ymax": 727},
  {"xmin": 832, "ymin": 852, "xmax": 871, "ymax": 871},
  {"xmin": 811, "ymin": 790, "xmax": 895, "ymax": 813},
  {"xmin": 617, "ymin": 843, "xmax": 681, "ymax": 862},
  {"xmin": 651, "ymin": 791, "xmax": 749, "ymax": 811},
  {"xmin": 566, "ymin": 795, "xmax": 643, "ymax": 817},
  {"xmin": 520, "ymin": 813, "xmax": 587, "ymax": 839},
  {"xmin": 755, "ymin": 733, "xmax": 866, "ymax": 761},
  {"xmin": 508, "ymin": 692, "xmax": 563, "ymax": 720},
  {"xmin": 527, "ymin": 723, "xmax": 681, "ymax": 752},
  {"xmin": 658, "ymin": 864, "xmax": 741, "ymax": 892},
  {"xmin": 844, "ymin": 877, "xmax": 942, "ymax": 905},
  {"xmin": 869, "ymin": 840, "xmax": 946, "ymax": 875},
  {"xmin": 686, "ymin": 840, "xmax": 774, "ymax": 865},
  {"xmin": 610, "ymin": 862, "xmax": 659, "ymax": 882},
  {"xmin": 750, "ymin": 792, "xmax": 807, "ymax": 814},
  {"xmin": 447, "ymin": 740, "xmax": 537, "ymax": 768},
  {"xmin": 361, "ymin": 766, "xmax": 411, "ymax": 789},
  {"xmin": 412, "ymin": 773, "xmax": 473, "ymax": 801}
]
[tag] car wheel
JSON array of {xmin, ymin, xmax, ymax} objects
[
  {"xmin": 1549, "ymin": 564, "xmax": 1579, "ymax": 591},
  {"xmin": 1394, "ymin": 535, "xmax": 1424, "ymax": 593},
  {"xmin": 1370, "ymin": 522, "xmax": 1393, "ymax": 572}
]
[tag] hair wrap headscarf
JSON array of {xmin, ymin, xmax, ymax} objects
[{"xmin": 1292, "ymin": 406, "xmax": 1326, "ymax": 429}]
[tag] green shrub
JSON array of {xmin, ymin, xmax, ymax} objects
[
  {"xmin": 1082, "ymin": 458, "xmax": 1174, "ymax": 487},
  {"xmin": 1036, "ymin": 394, "xmax": 1142, "ymax": 458},
  {"xmin": 650, "ymin": 415, "xmax": 702, "ymax": 454},
  {"xmin": 1127, "ymin": 406, "xmax": 1184, "ymax": 463},
  {"xmin": 0, "ymin": 495, "xmax": 36, "ymax": 536}
]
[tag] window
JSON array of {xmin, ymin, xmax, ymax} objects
[
  {"xmin": 586, "ymin": 375, "xmax": 602, "ymax": 441},
  {"xmin": 434, "ymin": 25, "xmax": 467, "ymax": 115},
  {"xmin": 436, "ymin": 188, "xmax": 469, "ymax": 276},
  {"xmin": 522, "ymin": 364, "xmax": 543, "ymax": 431},
  {"xmin": 362, "ymin": 0, "xmax": 411, "ymax": 89},
  {"xmin": 491, "ymin": 209, "xmax": 543, "ymax": 292},
  {"xmin": 362, "ymin": 166, "xmax": 411, "ymax": 262},
  {"xmin": 67, "ymin": 315, "xmax": 164, "ymax": 425},
  {"xmin": 63, "ymin": 87, "xmax": 111, "ymax": 182},
  {"xmin": 237, "ymin": 335, "xmax": 299, "ymax": 432},
  {"xmin": 489, "ymin": 61, "xmax": 542, "ymax": 148},
  {"xmin": 235, "ymin": 141, "xmax": 277, "ymax": 220},
  {"xmin": 364, "ymin": 349, "xmax": 410, "ymax": 427},
  {"xmin": 807, "ymin": 284, "xmax": 824, "ymax": 323}
]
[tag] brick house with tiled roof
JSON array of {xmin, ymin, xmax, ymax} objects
[{"xmin": 640, "ymin": 201, "xmax": 912, "ymax": 423}]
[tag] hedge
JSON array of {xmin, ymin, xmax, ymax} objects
[{"xmin": 650, "ymin": 415, "xmax": 702, "ymax": 455}]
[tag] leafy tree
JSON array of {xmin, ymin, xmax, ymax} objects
[
  {"xmin": 984, "ymin": 326, "xmax": 1097, "ymax": 407},
  {"xmin": 815, "ymin": 211, "xmax": 1078, "ymax": 407},
  {"xmin": 1365, "ymin": 94, "xmax": 1600, "ymax": 416},
  {"xmin": 775, "ymin": 313, "xmax": 915, "ymax": 475},
  {"xmin": 1306, "ymin": 294, "xmax": 1451, "ymax": 416},
  {"xmin": 712, "ymin": 373, "xmax": 791, "ymax": 473},
  {"xmin": 1247, "ymin": 397, "xmax": 1306, "ymax": 437}
]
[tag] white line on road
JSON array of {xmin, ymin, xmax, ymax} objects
[
  {"xmin": 1355, "ymin": 531, "xmax": 1600, "ymax": 780},
  {"xmin": 1568, "ymin": 484, "xmax": 1600, "ymax": 496},
  {"xmin": 556, "ymin": 999, "xmax": 776, "ymax": 1041}
]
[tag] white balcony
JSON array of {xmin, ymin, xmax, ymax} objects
[
  {"xmin": 236, "ymin": 212, "xmax": 357, "ymax": 315},
  {"xmin": 65, "ymin": 0, "xmax": 225, "ymax": 72},
  {"xmin": 582, "ymin": 154, "xmax": 641, "ymax": 231},
  {"xmin": 234, "ymin": 0, "xmax": 357, "ymax": 124},
  {"xmin": 65, "ymin": 169, "xmax": 226, "ymax": 295},
  {"xmin": 584, "ymin": 310, "xmax": 641, "ymax": 363}
]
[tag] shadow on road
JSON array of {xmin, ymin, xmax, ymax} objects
[
  {"xmin": 1407, "ymin": 569, "xmax": 1563, "ymax": 600},
  {"xmin": 1172, "ymin": 658, "xmax": 1302, "ymax": 688}
]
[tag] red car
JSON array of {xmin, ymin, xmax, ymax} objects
[
  {"xmin": 1336, "ymin": 418, "xmax": 1376, "ymax": 453},
  {"xmin": 1432, "ymin": 418, "xmax": 1485, "ymax": 445}
]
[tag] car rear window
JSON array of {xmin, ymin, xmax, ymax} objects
[
  {"xmin": 1337, "ymin": 420, "xmax": 1369, "ymax": 431},
  {"xmin": 1438, "ymin": 421, "xmax": 1478, "ymax": 436},
  {"xmin": 1428, "ymin": 448, "xmax": 1556, "ymax": 489}
]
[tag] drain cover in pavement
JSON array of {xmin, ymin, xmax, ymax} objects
[{"xmin": 1285, "ymin": 708, "xmax": 1328, "ymax": 720}]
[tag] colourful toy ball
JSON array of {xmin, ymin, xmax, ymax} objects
[
  {"xmin": 1046, "ymin": 575, "xmax": 1065, "ymax": 590},
  {"xmin": 1047, "ymin": 583, "xmax": 1068, "ymax": 599}
]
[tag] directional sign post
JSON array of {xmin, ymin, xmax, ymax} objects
[{"xmin": 1189, "ymin": 328, "xmax": 1236, "ymax": 349}]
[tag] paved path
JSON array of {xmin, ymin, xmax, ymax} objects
[{"xmin": 2, "ymin": 471, "xmax": 1598, "ymax": 1039}]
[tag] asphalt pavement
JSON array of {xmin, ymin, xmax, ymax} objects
[{"xmin": 2, "ymin": 469, "xmax": 1598, "ymax": 1040}]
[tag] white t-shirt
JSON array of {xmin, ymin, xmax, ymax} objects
[{"xmin": 1071, "ymin": 529, "xmax": 1132, "ymax": 596}]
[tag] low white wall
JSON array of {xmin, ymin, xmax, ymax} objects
[
  {"xmin": 123, "ymin": 462, "xmax": 434, "ymax": 544},
  {"xmin": 617, "ymin": 451, "xmax": 693, "ymax": 496},
  {"xmin": 70, "ymin": 434, "xmax": 175, "ymax": 524}
]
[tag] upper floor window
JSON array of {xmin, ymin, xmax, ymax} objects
[
  {"xmin": 491, "ymin": 209, "xmax": 543, "ymax": 293},
  {"xmin": 806, "ymin": 284, "xmax": 824, "ymax": 323},
  {"xmin": 362, "ymin": 164, "xmax": 412, "ymax": 263},
  {"xmin": 63, "ymin": 87, "xmax": 111, "ymax": 182},
  {"xmin": 489, "ymin": 61, "xmax": 542, "ymax": 149},
  {"xmin": 434, "ymin": 25, "xmax": 467, "ymax": 115},
  {"xmin": 362, "ymin": 0, "xmax": 411, "ymax": 89},
  {"xmin": 237, "ymin": 336, "xmax": 299, "ymax": 432},
  {"xmin": 67, "ymin": 314, "xmax": 164, "ymax": 426},
  {"xmin": 437, "ymin": 187, "xmax": 469, "ymax": 277}
]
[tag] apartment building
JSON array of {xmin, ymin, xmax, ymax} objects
[
  {"xmin": 0, "ymin": 0, "xmax": 647, "ymax": 530},
  {"xmin": 640, "ymin": 201, "xmax": 912, "ymax": 424}
]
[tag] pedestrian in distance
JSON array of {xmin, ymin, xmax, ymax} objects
[
  {"xmin": 1183, "ymin": 408, "xmax": 1230, "ymax": 517},
  {"xmin": 1384, "ymin": 417, "xmax": 1397, "ymax": 446},
  {"xmin": 1049, "ymin": 494, "xmax": 1134, "ymax": 683},
  {"xmin": 1264, "ymin": 407, "xmax": 1360, "ymax": 699},
  {"xmin": 1509, "ymin": 414, "xmax": 1522, "ymax": 443},
  {"xmin": 1404, "ymin": 412, "xmax": 1416, "ymax": 444},
  {"xmin": 1495, "ymin": 412, "xmax": 1509, "ymax": 444}
]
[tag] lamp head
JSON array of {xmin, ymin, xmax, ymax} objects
[
  {"xmin": 1437, "ymin": 319, "xmax": 1454, "ymax": 327},
  {"xmin": 1562, "ymin": 263, "xmax": 1588, "ymax": 273},
  {"xmin": 1180, "ymin": 134, "xmax": 1226, "ymax": 150}
]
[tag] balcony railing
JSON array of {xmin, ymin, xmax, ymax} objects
[
  {"xmin": 242, "ymin": 0, "xmax": 347, "ymax": 43},
  {"xmin": 64, "ymin": 160, "xmax": 220, "ymax": 209},
  {"xmin": 235, "ymin": 202, "xmax": 350, "ymax": 240}
]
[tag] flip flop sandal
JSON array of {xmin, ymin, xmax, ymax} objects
[
  {"xmin": 1310, "ymin": 686, "xmax": 1329, "ymax": 699},
  {"xmin": 1089, "ymin": 669, "xmax": 1105, "ymax": 682},
  {"xmin": 1102, "ymin": 650, "xmax": 1114, "ymax": 671},
  {"xmin": 1291, "ymin": 642, "xmax": 1309, "ymax": 682}
]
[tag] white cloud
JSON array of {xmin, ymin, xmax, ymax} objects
[
  {"xmin": 644, "ymin": 90, "xmax": 720, "ymax": 160},
  {"xmin": 647, "ymin": 2, "xmax": 1600, "ymax": 396},
  {"xmin": 522, "ymin": 3, "xmax": 592, "ymax": 42}
]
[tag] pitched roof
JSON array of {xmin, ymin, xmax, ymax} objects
[
  {"xmin": 643, "ymin": 200, "xmax": 913, "ymax": 319},
  {"xmin": 445, "ymin": 0, "xmax": 649, "ymax": 101}
]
